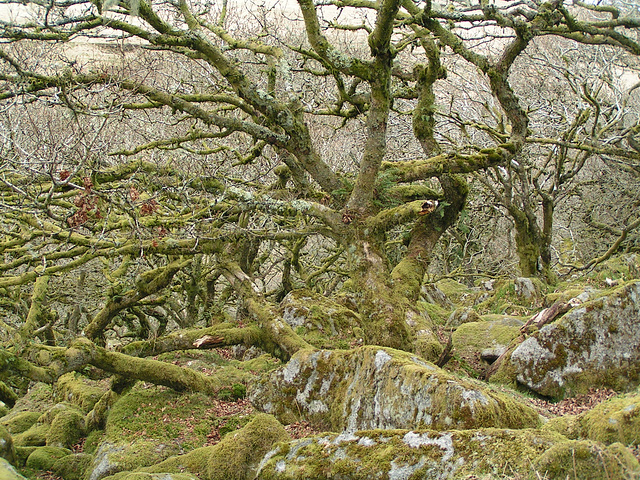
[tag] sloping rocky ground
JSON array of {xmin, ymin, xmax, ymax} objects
[{"xmin": 1, "ymin": 255, "xmax": 640, "ymax": 480}]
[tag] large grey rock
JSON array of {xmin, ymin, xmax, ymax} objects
[
  {"xmin": 249, "ymin": 346, "xmax": 539, "ymax": 432},
  {"xmin": 508, "ymin": 281, "xmax": 640, "ymax": 399}
]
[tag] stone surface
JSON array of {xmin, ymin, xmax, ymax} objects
[
  {"xmin": 0, "ymin": 457, "xmax": 28, "ymax": 480},
  {"xmin": 249, "ymin": 346, "xmax": 539, "ymax": 432},
  {"xmin": 452, "ymin": 317, "xmax": 523, "ymax": 374},
  {"xmin": 508, "ymin": 281, "xmax": 640, "ymax": 398},
  {"xmin": 0, "ymin": 426, "xmax": 15, "ymax": 466},
  {"xmin": 255, "ymin": 428, "xmax": 640, "ymax": 480}
]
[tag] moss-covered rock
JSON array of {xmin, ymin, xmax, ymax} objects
[
  {"xmin": 0, "ymin": 456, "xmax": 28, "ymax": 480},
  {"xmin": 508, "ymin": 281, "xmax": 640, "ymax": 399},
  {"xmin": 103, "ymin": 413, "xmax": 288, "ymax": 480},
  {"xmin": 249, "ymin": 346, "xmax": 539, "ymax": 432},
  {"xmin": 51, "ymin": 453, "xmax": 94, "ymax": 480},
  {"xmin": 24, "ymin": 446, "xmax": 71, "ymax": 471},
  {"xmin": 11, "ymin": 423, "xmax": 48, "ymax": 447},
  {"xmin": 103, "ymin": 473, "xmax": 199, "ymax": 480},
  {"xmin": 0, "ymin": 426, "xmax": 16, "ymax": 466},
  {"xmin": 452, "ymin": 317, "xmax": 523, "ymax": 376},
  {"xmin": 541, "ymin": 414, "xmax": 581, "ymax": 440},
  {"xmin": 46, "ymin": 408, "xmax": 85, "ymax": 448},
  {"xmin": 578, "ymin": 391, "xmax": 640, "ymax": 446},
  {"xmin": 206, "ymin": 413, "xmax": 289, "ymax": 479},
  {"xmin": 280, "ymin": 289, "xmax": 361, "ymax": 349},
  {"xmin": 87, "ymin": 385, "xmax": 247, "ymax": 479},
  {"xmin": 55, "ymin": 372, "xmax": 109, "ymax": 412},
  {"xmin": 533, "ymin": 440, "xmax": 640, "ymax": 480},
  {"xmin": 445, "ymin": 307, "xmax": 482, "ymax": 328},
  {"xmin": 0, "ymin": 412, "xmax": 41, "ymax": 435},
  {"xmin": 256, "ymin": 428, "xmax": 639, "ymax": 479}
]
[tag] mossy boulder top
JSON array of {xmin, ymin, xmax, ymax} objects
[
  {"xmin": 508, "ymin": 281, "xmax": 640, "ymax": 398},
  {"xmin": 256, "ymin": 428, "xmax": 640, "ymax": 480},
  {"xmin": 249, "ymin": 346, "xmax": 539, "ymax": 432}
]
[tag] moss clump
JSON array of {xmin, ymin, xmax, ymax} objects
[
  {"xmin": 55, "ymin": 372, "xmax": 108, "ymax": 412},
  {"xmin": 0, "ymin": 425, "xmax": 16, "ymax": 465},
  {"xmin": 51, "ymin": 453, "xmax": 94, "ymax": 480},
  {"xmin": 12, "ymin": 423, "xmax": 49, "ymax": 447},
  {"xmin": 0, "ymin": 412, "xmax": 41, "ymax": 435},
  {"xmin": 24, "ymin": 446, "xmax": 71, "ymax": 471},
  {"xmin": 435, "ymin": 278, "xmax": 475, "ymax": 305},
  {"xmin": 84, "ymin": 429, "xmax": 105, "ymax": 455},
  {"xmin": 541, "ymin": 415, "xmax": 580, "ymax": 440},
  {"xmin": 206, "ymin": 413, "xmax": 289, "ymax": 480},
  {"xmin": 46, "ymin": 408, "xmax": 85, "ymax": 448},
  {"xmin": 534, "ymin": 440, "xmax": 640, "ymax": 480},
  {"xmin": 579, "ymin": 392, "xmax": 640, "ymax": 446},
  {"xmin": 417, "ymin": 301, "xmax": 450, "ymax": 325}
]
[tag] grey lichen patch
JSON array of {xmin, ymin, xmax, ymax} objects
[
  {"xmin": 508, "ymin": 281, "xmax": 640, "ymax": 399},
  {"xmin": 249, "ymin": 346, "xmax": 539, "ymax": 432}
]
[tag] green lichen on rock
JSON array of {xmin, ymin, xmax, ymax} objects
[
  {"xmin": 256, "ymin": 428, "xmax": 582, "ymax": 479},
  {"xmin": 578, "ymin": 391, "xmax": 640, "ymax": 446},
  {"xmin": 55, "ymin": 372, "xmax": 109, "ymax": 412},
  {"xmin": 249, "ymin": 346, "xmax": 539, "ymax": 432},
  {"xmin": 24, "ymin": 446, "xmax": 71, "ymax": 471},
  {"xmin": 507, "ymin": 281, "xmax": 640, "ymax": 399},
  {"xmin": 280, "ymin": 289, "xmax": 361, "ymax": 349},
  {"xmin": 533, "ymin": 440, "xmax": 640, "ymax": 480}
]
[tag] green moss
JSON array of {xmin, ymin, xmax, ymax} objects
[
  {"xmin": 0, "ymin": 412, "xmax": 41, "ymax": 435},
  {"xmin": 106, "ymin": 388, "xmax": 220, "ymax": 454},
  {"xmin": 0, "ymin": 457, "xmax": 28, "ymax": 480},
  {"xmin": 24, "ymin": 446, "xmax": 71, "ymax": 471},
  {"xmin": 541, "ymin": 415, "xmax": 580, "ymax": 439},
  {"xmin": 259, "ymin": 428, "xmax": 567, "ymax": 479},
  {"xmin": 206, "ymin": 413, "xmax": 289, "ymax": 480},
  {"xmin": 12, "ymin": 423, "xmax": 49, "ymax": 447},
  {"xmin": 579, "ymin": 392, "xmax": 640, "ymax": 446},
  {"xmin": 534, "ymin": 440, "xmax": 640, "ymax": 480},
  {"xmin": 451, "ymin": 319, "xmax": 523, "ymax": 377},
  {"xmin": 46, "ymin": 409, "xmax": 85, "ymax": 449},
  {"xmin": 416, "ymin": 301, "xmax": 450, "ymax": 325},
  {"xmin": 435, "ymin": 278, "xmax": 473, "ymax": 304},
  {"xmin": 55, "ymin": 372, "xmax": 108, "ymax": 412},
  {"xmin": 279, "ymin": 289, "xmax": 361, "ymax": 350},
  {"xmin": 0, "ymin": 425, "xmax": 16, "ymax": 465},
  {"xmin": 84, "ymin": 430, "xmax": 105, "ymax": 455},
  {"xmin": 51, "ymin": 453, "xmax": 93, "ymax": 480}
]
